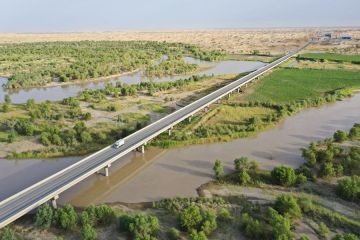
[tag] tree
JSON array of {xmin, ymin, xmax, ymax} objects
[
  {"xmin": 80, "ymin": 131, "xmax": 93, "ymax": 143},
  {"xmin": 239, "ymin": 169, "xmax": 251, "ymax": 185},
  {"xmin": 240, "ymin": 213, "xmax": 265, "ymax": 239},
  {"xmin": 320, "ymin": 162, "xmax": 336, "ymax": 177},
  {"xmin": 168, "ymin": 227, "xmax": 180, "ymax": 240},
  {"xmin": 55, "ymin": 204, "xmax": 78, "ymax": 230},
  {"xmin": 302, "ymin": 148, "xmax": 317, "ymax": 166},
  {"xmin": 119, "ymin": 213, "xmax": 160, "ymax": 240},
  {"xmin": 179, "ymin": 205, "xmax": 203, "ymax": 231},
  {"xmin": 318, "ymin": 222, "xmax": 329, "ymax": 238},
  {"xmin": 0, "ymin": 228, "xmax": 17, "ymax": 240},
  {"xmin": 234, "ymin": 156, "xmax": 250, "ymax": 171},
  {"xmin": 349, "ymin": 125, "xmax": 360, "ymax": 140},
  {"xmin": 334, "ymin": 130, "xmax": 348, "ymax": 143},
  {"xmin": 2, "ymin": 104, "xmax": 9, "ymax": 113},
  {"xmin": 94, "ymin": 204, "xmax": 116, "ymax": 225},
  {"xmin": 271, "ymin": 165, "xmax": 297, "ymax": 186},
  {"xmin": 190, "ymin": 230, "xmax": 208, "ymax": 240},
  {"xmin": 336, "ymin": 176, "xmax": 360, "ymax": 202},
  {"xmin": 274, "ymin": 195, "xmax": 302, "ymax": 219},
  {"xmin": 4, "ymin": 95, "xmax": 11, "ymax": 104},
  {"xmin": 267, "ymin": 208, "xmax": 293, "ymax": 240},
  {"xmin": 213, "ymin": 159, "xmax": 224, "ymax": 180},
  {"xmin": 200, "ymin": 209, "xmax": 217, "ymax": 235},
  {"xmin": 7, "ymin": 131, "xmax": 16, "ymax": 143},
  {"xmin": 35, "ymin": 204, "xmax": 54, "ymax": 229},
  {"xmin": 333, "ymin": 233, "xmax": 359, "ymax": 240},
  {"xmin": 83, "ymin": 112, "xmax": 92, "ymax": 120},
  {"xmin": 81, "ymin": 224, "xmax": 97, "ymax": 240},
  {"xmin": 40, "ymin": 132, "xmax": 51, "ymax": 146}
]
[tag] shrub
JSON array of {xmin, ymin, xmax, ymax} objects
[
  {"xmin": 234, "ymin": 156, "xmax": 250, "ymax": 171},
  {"xmin": 320, "ymin": 162, "xmax": 336, "ymax": 177},
  {"xmin": 40, "ymin": 132, "xmax": 51, "ymax": 146},
  {"xmin": 179, "ymin": 205, "xmax": 203, "ymax": 231},
  {"xmin": 334, "ymin": 130, "xmax": 348, "ymax": 143},
  {"xmin": 239, "ymin": 169, "xmax": 251, "ymax": 185},
  {"xmin": 318, "ymin": 222, "xmax": 329, "ymax": 238},
  {"xmin": 55, "ymin": 204, "xmax": 78, "ymax": 230},
  {"xmin": 218, "ymin": 208, "xmax": 232, "ymax": 221},
  {"xmin": 274, "ymin": 195, "xmax": 302, "ymax": 219},
  {"xmin": 189, "ymin": 230, "xmax": 208, "ymax": 240},
  {"xmin": 213, "ymin": 159, "xmax": 224, "ymax": 180},
  {"xmin": 7, "ymin": 131, "xmax": 16, "ymax": 143},
  {"xmin": 267, "ymin": 208, "xmax": 293, "ymax": 240},
  {"xmin": 271, "ymin": 165, "xmax": 297, "ymax": 186},
  {"xmin": 200, "ymin": 209, "xmax": 217, "ymax": 235},
  {"xmin": 0, "ymin": 228, "xmax": 17, "ymax": 240},
  {"xmin": 336, "ymin": 176, "xmax": 360, "ymax": 202},
  {"xmin": 296, "ymin": 173, "xmax": 307, "ymax": 184},
  {"xmin": 168, "ymin": 227, "xmax": 180, "ymax": 240},
  {"xmin": 35, "ymin": 204, "xmax": 54, "ymax": 229},
  {"xmin": 94, "ymin": 204, "xmax": 116, "ymax": 225},
  {"xmin": 349, "ymin": 124, "xmax": 360, "ymax": 140},
  {"xmin": 240, "ymin": 213, "xmax": 265, "ymax": 239},
  {"xmin": 81, "ymin": 224, "xmax": 97, "ymax": 240},
  {"xmin": 119, "ymin": 213, "xmax": 160, "ymax": 240},
  {"xmin": 333, "ymin": 233, "xmax": 359, "ymax": 240}
]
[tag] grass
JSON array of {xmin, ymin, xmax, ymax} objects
[
  {"xmin": 225, "ymin": 54, "xmax": 278, "ymax": 63},
  {"xmin": 245, "ymin": 68, "xmax": 360, "ymax": 104},
  {"xmin": 299, "ymin": 53, "xmax": 360, "ymax": 64},
  {"xmin": 139, "ymin": 102, "xmax": 173, "ymax": 114},
  {"xmin": 201, "ymin": 106, "xmax": 274, "ymax": 126}
]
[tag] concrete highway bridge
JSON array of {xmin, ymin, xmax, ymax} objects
[{"xmin": 0, "ymin": 42, "xmax": 311, "ymax": 228}]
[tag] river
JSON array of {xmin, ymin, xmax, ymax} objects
[
  {"xmin": 0, "ymin": 58, "xmax": 265, "ymax": 104},
  {"xmin": 1, "ymin": 93, "xmax": 359, "ymax": 205}
]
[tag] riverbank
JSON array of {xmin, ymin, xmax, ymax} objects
[{"xmin": 7, "ymin": 125, "xmax": 360, "ymax": 239}]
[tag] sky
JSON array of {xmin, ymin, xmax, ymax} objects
[{"xmin": 1, "ymin": 0, "xmax": 360, "ymax": 32}]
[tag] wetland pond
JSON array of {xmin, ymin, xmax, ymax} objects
[{"xmin": 0, "ymin": 57, "xmax": 265, "ymax": 104}]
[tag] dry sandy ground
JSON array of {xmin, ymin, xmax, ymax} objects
[{"xmin": 0, "ymin": 28, "xmax": 318, "ymax": 55}]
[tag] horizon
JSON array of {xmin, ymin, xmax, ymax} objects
[{"xmin": 2, "ymin": 0, "xmax": 360, "ymax": 33}]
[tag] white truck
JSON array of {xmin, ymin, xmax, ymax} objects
[{"xmin": 113, "ymin": 139, "xmax": 125, "ymax": 149}]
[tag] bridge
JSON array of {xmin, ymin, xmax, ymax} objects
[{"xmin": 0, "ymin": 42, "xmax": 311, "ymax": 228}]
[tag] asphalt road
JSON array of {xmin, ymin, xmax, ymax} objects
[{"xmin": 0, "ymin": 42, "xmax": 310, "ymax": 228}]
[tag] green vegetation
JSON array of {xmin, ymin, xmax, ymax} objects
[
  {"xmin": 298, "ymin": 53, "xmax": 360, "ymax": 64},
  {"xmin": 271, "ymin": 165, "xmax": 297, "ymax": 187},
  {"xmin": 145, "ymin": 55, "xmax": 200, "ymax": 77},
  {"xmin": 300, "ymin": 123, "xmax": 360, "ymax": 204},
  {"xmin": 245, "ymin": 68, "xmax": 360, "ymax": 104},
  {"xmin": 119, "ymin": 213, "xmax": 160, "ymax": 239},
  {"xmin": 0, "ymin": 41, "xmax": 223, "ymax": 89},
  {"xmin": 213, "ymin": 159, "xmax": 224, "ymax": 180},
  {"xmin": 153, "ymin": 66, "xmax": 360, "ymax": 148}
]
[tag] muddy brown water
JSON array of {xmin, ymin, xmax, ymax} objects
[{"xmin": 1, "ymin": 93, "xmax": 359, "ymax": 205}]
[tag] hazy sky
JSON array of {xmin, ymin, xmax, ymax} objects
[{"xmin": 1, "ymin": 0, "xmax": 360, "ymax": 32}]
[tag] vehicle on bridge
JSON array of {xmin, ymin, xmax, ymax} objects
[{"xmin": 113, "ymin": 139, "xmax": 125, "ymax": 148}]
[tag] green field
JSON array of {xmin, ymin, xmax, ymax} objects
[
  {"xmin": 299, "ymin": 53, "xmax": 360, "ymax": 63},
  {"xmin": 245, "ymin": 68, "xmax": 360, "ymax": 104}
]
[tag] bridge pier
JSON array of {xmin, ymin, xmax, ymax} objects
[
  {"xmin": 188, "ymin": 116, "xmax": 192, "ymax": 122},
  {"xmin": 140, "ymin": 145, "xmax": 145, "ymax": 154},
  {"xmin": 51, "ymin": 195, "xmax": 59, "ymax": 209},
  {"xmin": 237, "ymin": 88, "xmax": 241, "ymax": 93},
  {"xmin": 168, "ymin": 128, "xmax": 172, "ymax": 136},
  {"xmin": 104, "ymin": 164, "xmax": 111, "ymax": 177}
]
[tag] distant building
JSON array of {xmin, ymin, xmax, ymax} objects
[
  {"xmin": 324, "ymin": 33, "xmax": 332, "ymax": 38},
  {"xmin": 339, "ymin": 36, "xmax": 352, "ymax": 40}
]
